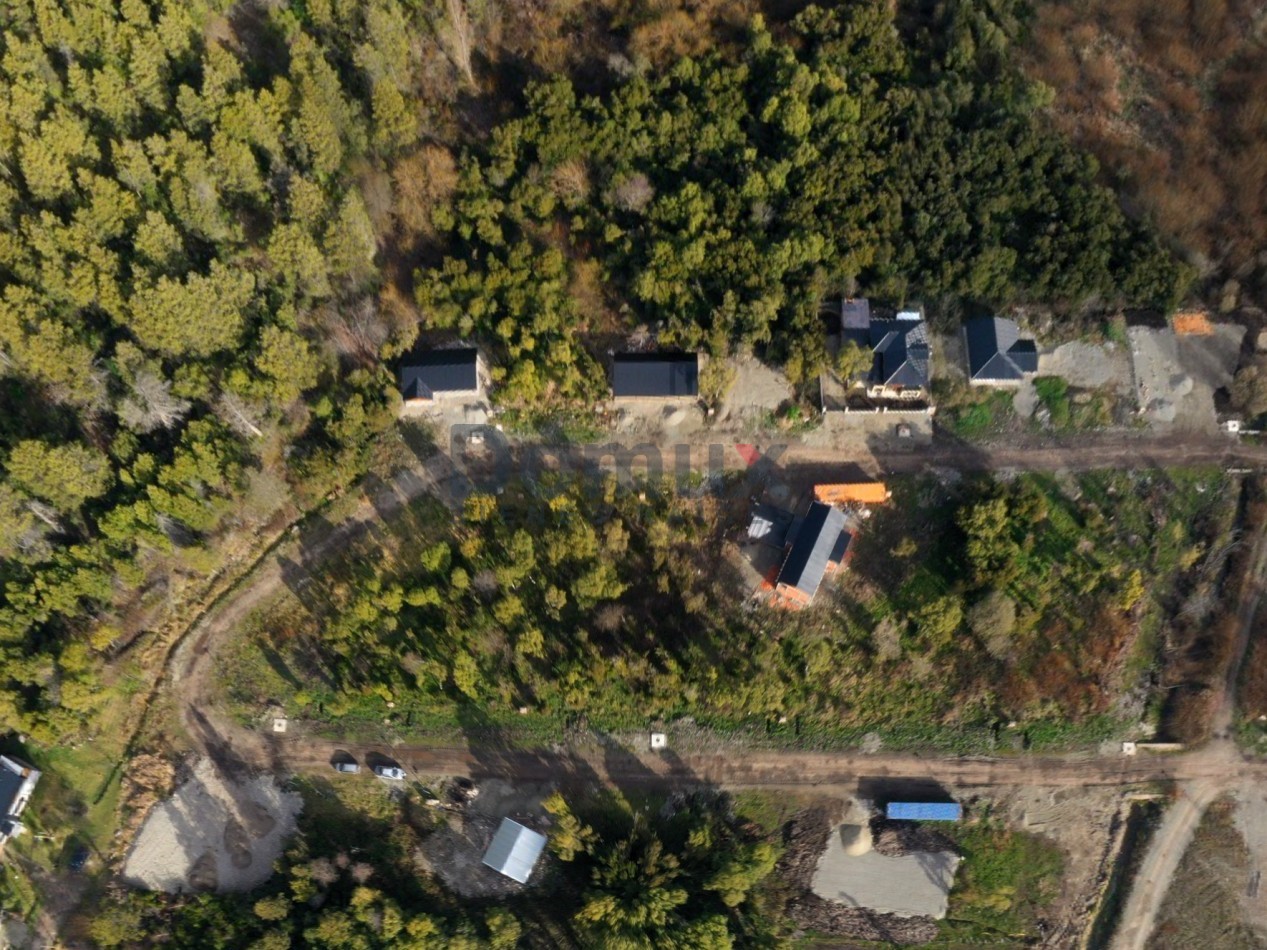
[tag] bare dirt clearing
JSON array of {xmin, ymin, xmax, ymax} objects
[
  {"xmin": 716, "ymin": 354, "xmax": 794, "ymax": 428},
  {"xmin": 416, "ymin": 778, "xmax": 551, "ymax": 898},
  {"xmin": 1016, "ymin": 339, "xmax": 1137, "ymax": 419},
  {"xmin": 123, "ymin": 758, "xmax": 300, "ymax": 893},
  {"xmin": 1129, "ymin": 325, "xmax": 1244, "ymax": 430}
]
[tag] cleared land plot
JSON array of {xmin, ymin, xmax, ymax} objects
[
  {"xmin": 812, "ymin": 824, "xmax": 959, "ymax": 917},
  {"xmin": 1129, "ymin": 325, "xmax": 1244, "ymax": 431},
  {"xmin": 1041, "ymin": 340, "xmax": 1134, "ymax": 392},
  {"xmin": 418, "ymin": 778, "xmax": 551, "ymax": 898},
  {"xmin": 1149, "ymin": 797, "xmax": 1266, "ymax": 950},
  {"xmin": 123, "ymin": 758, "xmax": 301, "ymax": 893}
]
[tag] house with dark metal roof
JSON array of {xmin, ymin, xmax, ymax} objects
[
  {"xmin": 482, "ymin": 818, "xmax": 547, "ymax": 884},
  {"xmin": 774, "ymin": 501, "xmax": 851, "ymax": 608},
  {"xmin": 399, "ymin": 347, "xmax": 482, "ymax": 409},
  {"xmin": 611, "ymin": 353, "xmax": 699, "ymax": 399},
  {"xmin": 841, "ymin": 304, "xmax": 931, "ymax": 401},
  {"xmin": 963, "ymin": 318, "xmax": 1038, "ymax": 385},
  {"xmin": 0, "ymin": 755, "xmax": 40, "ymax": 846}
]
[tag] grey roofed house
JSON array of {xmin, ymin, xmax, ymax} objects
[
  {"xmin": 847, "ymin": 318, "xmax": 931, "ymax": 390},
  {"xmin": 963, "ymin": 317, "xmax": 1038, "ymax": 383},
  {"xmin": 611, "ymin": 352, "xmax": 699, "ymax": 398},
  {"xmin": 482, "ymin": 818, "xmax": 547, "ymax": 884},
  {"xmin": 0, "ymin": 755, "xmax": 39, "ymax": 845},
  {"xmin": 399, "ymin": 348, "xmax": 479, "ymax": 401},
  {"xmin": 776, "ymin": 501, "xmax": 850, "ymax": 601}
]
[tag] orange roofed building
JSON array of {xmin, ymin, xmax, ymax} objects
[{"xmin": 814, "ymin": 482, "xmax": 891, "ymax": 506}]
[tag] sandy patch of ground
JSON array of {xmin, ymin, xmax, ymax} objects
[
  {"xmin": 612, "ymin": 399, "xmax": 707, "ymax": 441},
  {"xmin": 811, "ymin": 823, "xmax": 960, "ymax": 918},
  {"xmin": 417, "ymin": 779, "xmax": 551, "ymax": 898},
  {"xmin": 716, "ymin": 355, "xmax": 794, "ymax": 426},
  {"xmin": 1015, "ymin": 341, "xmax": 1134, "ymax": 420},
  {"xmin": 1014, "ymin": 380, "xmax": 1040, "ymax": 419},
  {"xmin": 1041, "ymin": 341, "xmax": 1134, "ymax": 392},
  {"xmin": 123, "ymin": 758, "xmax": 301, "ymax": 893},
  {"xmin": 1129, "ymin": 325, "xmax": 1244, "ymax": 431}
]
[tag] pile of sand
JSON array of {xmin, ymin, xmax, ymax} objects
[{"xmin": 123, "ymin": 758, "xmax": 301, "ymax": 893}]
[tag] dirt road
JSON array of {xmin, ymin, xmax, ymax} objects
[{"xmin": 238, "ymin": 734, "xmax": 1265, "ymax": 790}]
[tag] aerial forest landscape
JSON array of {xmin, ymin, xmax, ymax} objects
[{"xmin": 1, "ymin": 0, "xmax": 1267, "ymax": 947}]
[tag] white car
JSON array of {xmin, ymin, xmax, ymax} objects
[{"xmin": 374, "ymin": 765, "xmax": 406, "ymax": 780}]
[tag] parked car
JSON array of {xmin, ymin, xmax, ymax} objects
[
  {"xmin": 67, "ymin": 845, "xmax": 90, "ymax": 872},
  {"xmin": 333, "ymin": 761, "xmax": 360, "ymax": 774},
  {"xmin": 374, "ymin": 765, "xmax": 406, "ymax": 780}
]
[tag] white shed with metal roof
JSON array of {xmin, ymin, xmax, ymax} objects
[{"xmin": 482, "ymin": 818, "xmax": 547, "ymax": 884}]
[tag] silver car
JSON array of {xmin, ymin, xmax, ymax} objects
[
  {"xmin": 374, "ymin": 765, "xmax": 406, "ymax": 780},
  {"xmin": 334, "ymin": 761, "xmax": 360, "ymax": 774}
]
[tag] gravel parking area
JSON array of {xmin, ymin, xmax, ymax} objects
[{"xmin": 123, "ymin": 758, "xmax": 301, "ymax": 893}]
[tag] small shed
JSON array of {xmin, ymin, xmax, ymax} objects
[
  {"xmin": 886, "ymin": 802, "xmax": 962, "ymax": 822},
  {"xmin": 482, "ymin": 818, "xmax": 547, "ymax": 884},
  {"xmin": 747, "ymin": 503, "xmax": 795, "ymax": 547}
]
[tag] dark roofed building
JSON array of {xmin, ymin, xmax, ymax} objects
[
  {"xmin": 399, "ymin": 348, "xmax": 481, "ymax": 406},
  {"xmin": 0, "ymin": 756, "xmax": 39, "ymax": 846},
  {"xmin": 612, "ymin": 352, "xmax": 699, "ymax": 398},
  {"xmin": 775, "ymin": 501, "xmax": 851, "ymax": 607},
  {"xmin": 964, "ymin": 318, "xmax": 1038, "ymax": 384},
  {"xmin": 842, "ymin": 306, "xmax": 930, "ymax": 400}
]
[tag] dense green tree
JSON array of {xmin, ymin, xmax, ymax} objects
[{"xmin": 5, "ymin": 439, "xmax": 113, "ymax": 513}]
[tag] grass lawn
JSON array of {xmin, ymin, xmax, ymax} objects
[
  {"xmin": 941, "ymin": 389, "xmax": 1016, "ymax": 438},
  {"xmin": 932, "ymin": 820, "xmax": 1064, "ymax": 944}
]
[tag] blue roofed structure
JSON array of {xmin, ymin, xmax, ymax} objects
[
  {"xmin": 482, "ymin": 818, "xmax": 547, "ymax": 884},
  {"xmin": 886, "ymin": 802, "xmax": 962, "ymax": 822},
  {"xmin": 963, "ymin": 318, "xmax": 1038, "ymax": 384}
]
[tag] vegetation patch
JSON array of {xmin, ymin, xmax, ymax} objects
[
  {"xmin": 933, "ymin": 820, "xmax": 1064, "ymax": 943},
  {"xmin": 87, "ymin": 781, "xmax": 785, "ymax": 948},
  {"xmin": 935, "ymin": 385, "xmax": 1017, "ymax": 439},
  {"xmin": 225, "ymin": 468, "xmax": 1235, "ymax": 747}
]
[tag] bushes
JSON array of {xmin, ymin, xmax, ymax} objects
[{"xmin": 241, "ymin": 470, "xmax": 1234, "ymax": 740}]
